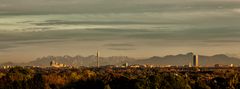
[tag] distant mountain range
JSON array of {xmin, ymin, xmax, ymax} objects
[
  {"xmin": 1, "ymin": 53, "xmax": 240, "ymax": 67},
  {"xmin": 134, "ymin": 53, "xmax": 240, "ymax": 66},
  {"xmin": 1, "ymin": 55, "xmax": 136, "ymax": 67}
]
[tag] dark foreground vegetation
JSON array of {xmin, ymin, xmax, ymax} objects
[{"xmin": 0, "ymin": 67, "xmax": 240, "ymax": 89}]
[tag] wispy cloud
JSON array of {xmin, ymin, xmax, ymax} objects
[
  {"xmin": 33, "ymin": 20, "xmax": 159, "ymax": 26},
  {"xmin": 204, "ymin": 39, "xmax": 240, "ymax": 43},
  {"xmin": 104, "ymin": 43, "xmax": 135, "ymax": 47},
  {"xmin": 0, "ymin": 44, "xmax": 15, "ymax": 50},
  {"xmin": 1, "ymin": 0, "xmax": 240, "ymax": 15},
  {"xmin": 108, "ymin": 48, "xmax": 136, "ymax": 51}
]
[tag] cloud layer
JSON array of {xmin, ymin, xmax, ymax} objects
[{"xmin": 0, "ymin": 0, "xmax": 240, "ymax": 63}]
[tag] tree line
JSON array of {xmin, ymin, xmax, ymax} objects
[{"xmin": 0, "ymin": 67, "xmax": 240, "ymax": 89}]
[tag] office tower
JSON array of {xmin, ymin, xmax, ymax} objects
[{"xmin": 193, "ymin": 54, "xmax": 199, "ymax": 67}]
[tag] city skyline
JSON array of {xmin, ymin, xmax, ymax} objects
[{"xmin": 1, "ymin": 0, "xmax": 240, "ymax": 63}]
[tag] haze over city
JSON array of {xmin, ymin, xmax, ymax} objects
[{"xmin": 1, "ymin": 0, "xmax": 240, "ymax": 63}]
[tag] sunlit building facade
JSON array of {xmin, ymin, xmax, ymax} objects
[{"xmin": 193, "ymin": 54, "xmax": 199, "ymax": 67}]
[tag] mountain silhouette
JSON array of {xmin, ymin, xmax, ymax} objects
[
  {"xmin": 1, "ymin": 53, "xmax": 240, "ymax": 67},
  {"xmin": 133, "ymin": 52, "xmax": 240, "ymax": 66}
]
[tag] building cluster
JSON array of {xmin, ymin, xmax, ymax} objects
[
  {"xmin": 50, "ymin": 60, "xmax": 68, "ymax": 68},
  {"xmin": 191, "ymin": 54, "xmax": 235, "ymax": 68},
  {"xmin": 0, "ymin": 52, "xmax": 238, "ymax": 69},
  {"xmin": 120, "ymin": 64, "xmax": 152, "ymax": 68},
  {"xmin": 0, "ymin": 65, "xmax": 14, "ymax": 69},
  {"xmin": 214, "ymin": 64, "xmax": 234, "ymax": 67},
  {"xmin": 93, "ymin": 53, "xmax": 237, "ymax": 68}
]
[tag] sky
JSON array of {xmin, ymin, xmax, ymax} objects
[{"xmin": 0, "ymin": 0, "xmax": 240, "ymax": 63}]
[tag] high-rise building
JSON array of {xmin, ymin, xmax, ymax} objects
[
  {"xmin": 193, "ymin": 54, "xmax": 199, "ymax": 67},
  {"xmin": 97, "ymin": 50, "xmax": 100, "ymax": 67}
]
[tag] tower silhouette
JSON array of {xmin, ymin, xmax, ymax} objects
[{"xmin": 97, "ymin": 50, "xmax": 100, "ymax": 67}]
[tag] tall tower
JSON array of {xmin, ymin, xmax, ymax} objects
[
  {"xmin": 97, "ymin": 50, "xmax": 100, "ymax": 67},
  {"xmin": 193, "ymin": 54, "xmax": 199, "ymax": 67}
]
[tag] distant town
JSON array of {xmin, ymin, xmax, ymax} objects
[
  {"xmin": 1, "ymin": 52, "xmax": 240, "ymax": 89},
  {"xmin": 1, "ymin": 51, "xmax": 239, "ymax": 72}
]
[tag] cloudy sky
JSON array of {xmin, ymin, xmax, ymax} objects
[{"xmin": 0, "ymin": 0, "xmax": 240, "ymax": 63}]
